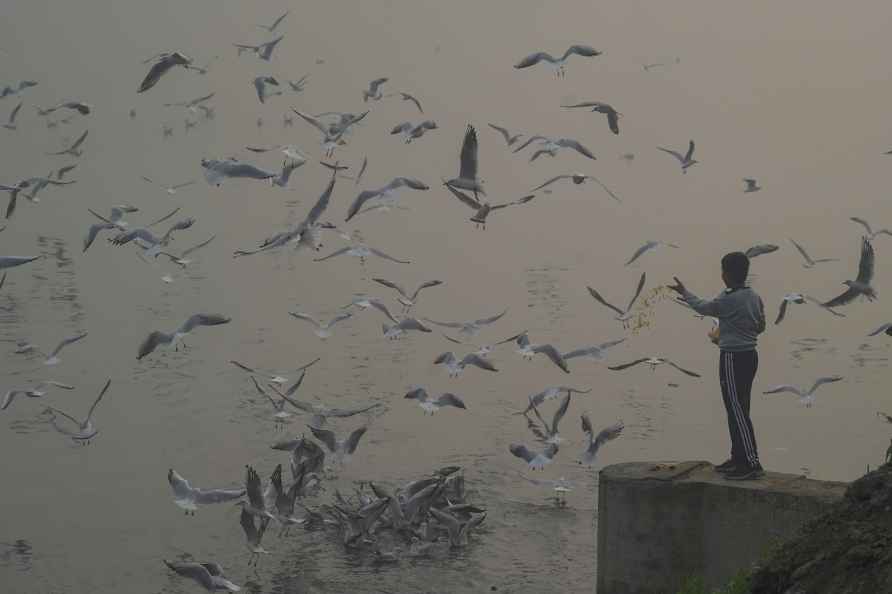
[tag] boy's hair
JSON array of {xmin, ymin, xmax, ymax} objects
[{"xmin": 721, "ymin": 252, "xmax": 750, "ymax": 287}]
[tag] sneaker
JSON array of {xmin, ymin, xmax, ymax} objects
[
  {"xmin": 725, "ymin": 464, "xmax": 765, "ymax": 481},
  {"xmin": 715, "ymin": 459, "xmax": 736, "ymax": 473}
]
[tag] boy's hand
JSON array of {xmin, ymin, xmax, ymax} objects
[{"xmin": 667, "ymin": 277, "xmax": 686, "ymax": 295}]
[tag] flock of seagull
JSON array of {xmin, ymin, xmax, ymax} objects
[{"xmin": 3, "ymin": 8, "xmax": 892, "ymax": 592}]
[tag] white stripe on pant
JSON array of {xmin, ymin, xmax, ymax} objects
[{"xmin": 722, "ymin": 351, "xmax": 758, "ymax": 466}]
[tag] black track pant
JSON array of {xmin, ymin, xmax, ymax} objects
[{"xmin": 718, "ymin": 350, "xmax": 760, "ymax": 467}]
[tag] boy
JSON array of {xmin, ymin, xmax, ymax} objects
[{"xmin": 669, "ymin": 252, "xmax": 767, "ymax": 480}]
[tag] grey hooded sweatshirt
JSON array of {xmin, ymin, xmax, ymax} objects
[{"xmin": 681, "ymin": 286, "xmax": 766, "ymax": 352}]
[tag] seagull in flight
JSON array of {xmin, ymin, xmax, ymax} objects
[
  {"xmin": 292, "ymin": 109, "xmax": 368, "ymax": 157},
  {"xmin": 509, "ymin": 442, "xmax": 559, "ymax": 470},
  {"xmin": 314, "ymin": 240, "xmax": 410, "ymax": 265},
  {"xmin": 579, "ymin": 416, "xmax": 624, "ymax": 465},
  {"xmin": 345, "ymin": 177, "xmax": 429, "ymax": 221},
  {"xmin": 258, "ymin": 10, "xmax": 289, "ymax": 33},
  {"xmin": 287, "ymin": 74, "xmax": 309, "ymax": 93},
  {"xmin": 2, "ymin": 101, "xmax": 21, "ymax": 130},
  {"xmin": 137, "ymin": 313, "xmax": 231, "ymax": 360},
  {"xmin": 141, "ymin": 176, "xmax": 195, "ymax": 195},
  {"xmin": 487, "ymin": 123, "xmax": 523, "ymax": 146},
  {"xmin": 266, "ymin": 382, "xmax": 381, "ymax": 428},
  {"xmin": 867, "ymin": 322, "xmax": 892, "ymax": 337},
  {"xmin": 443, "ymin": 182, "xmax": 535, "ymax": 229},
  {"xmin": 157, "ymin": 235, "xmax": 215, "ymax": 268},
  {"xmin": 1, "ymin": 180, "xmax": 32, "ymax": 219},
  {"xmin": 447, "ymin": 125, "xmax": 485, "ymax": 197},
  {"xmin": 763, "ymin": 376, "xmax": 843, "ymax": 407},
  {"xmin": 514, "ymin": 45, "xmax": 602, "ymax": 77},
  {"xmin": 743, "ymin": 178, "xmax": 761, "ymax": 193},
  {"xmin": 363, "ymin": 77, "xmax": 389, "ymax": 102},
  {"xmin": 289, "ymin": 310, "xmax": 352, "ymax": 340},
  {"xmin": 513, "ymin": 136, "xmax": 596, "ymax": 162},
  {"xmin": 433, "ymin": 351, "xmax": 497, "ymax": 377},
  {"xmin": 44, "ymin": 379, "xmax": 111, "ymax": 444},
  {"xmin": 390, "ymin": 120, "xmax": 438, "ymax": 143},
  {"xmin": 587, "ymin": 272, "xmax": 646, "ymax": 327},
  {"xmin": 1, "ymin": 381, "xmax": 74, "ymax": 411},
  {"xmin": 271, "ymin": 159, "xmax": 306, "ymax": 188},
  {"xmin": 510, "ymin": 331, "xmax": 570, "ymax": 373},
  {"xmin": 110, "ymin": 216, "xmax": 195, "ymax": 257},
  {"xmin": 518, "ymin": 386, "xmax": 592, "ymax": 415},
  {"xmin": 774, "ymin": 293, "xmax": 845, "ymax": 325},
  {"xmin": 138, "ymin": 52, "xmax": 192, "ymax": 93},
  {"xmin": 201, "ymin": 158, "xmax": 276, "ymax": 186},
  {"xmin": 423, "ymin": 309, "xmax": 507, "ymax": 338},
  {"xmin": 382, "ymin": 317, "xmax": 432, "ymax": 340},
  {"xmin": 530, "ymin": 173, "xmax": 620, "ymax": 201},
  {"xmin": 163, "ymin": 559, "xmax": 241, "ymax": 592},
  {"xmin": 561, "ymin": 101, "xmax": 621, "ymax": 134},
  {"xmin": 234, "ymin": 35, "xmax": 285, "ymax": 61},
  {"xmin": 308, "ymin": 424, "xmax": 368, "ymax": 464},
  {"xmin": 657, "ymin": 140, "xmax": 697, "ymax": 173},
  {"xmin": 36, "ymin": 331, "xmax": 88, "ymax": 366},
  {"xmin": 396, "ymin": 91, "xmax": 423, "ymax": 113},
  {"xmin": 234, "ymin": 163, "xmax": 341, "ymax": 256},
  {"xmin": 850, "ymin": 216, "xmax": 892, "ymax": 240},
  {"xmin": 46, "ymin": 130, "xmax": 88, "ymax": 157},
  {"xmin": 523, "ymin": 391, "xmax": 571, "ymax": 444},
  {"xmin": 163, "ymin": 92, "xmax": 215, "ymax": 113},
  {"xmin": 789, "ymin": 239, "xmax": 837, "ymax": 268},
  {"xmin": 608, "ymin": 357, "xmax": 701, "ymax": 377},
  {"xmin": 167, "ymin": 469, "xmax": 245, "ymax": 515},
  {"xmin": 36, "ymin": 101, "xmax": 92, "ymax": 116},
  {"xmin": 404, "ymin": 387, "xmax": 467, "ymax": 415},
  {"xmin": 0, "ymin": 255, "xmax": 42, "ymax": 270},
  {"xmin": 371, "ymin": 278, "xmax": 442, "ymax": 311},
  {"xmin": 744, "ymin": 244, "xmax": 779, "ymax": 259},
  {"xmin": 253, "ymin": 76, "xmax": 281, "ymax": 104},
  {"xmin": 230, "ymin": 357, "xmax": 320, "ymax": 387},
  {"xmin": 625, "ymin": 240, "xmax": 679, "ymax": 266},
  {"xmin": 822, "ymin": 237, "xmax": 875, "ymax": 307},
  {"xmin": 239, "ymin": 506, "xmax": 271, "ymax": 567},
  {"xmin": 248, "ymin": 375, "xmax": 304, "ymax": 428}
]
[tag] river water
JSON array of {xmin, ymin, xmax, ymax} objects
[{"xmin": 2, "ymin": 1, "xmax": 891, "ymax": 592}]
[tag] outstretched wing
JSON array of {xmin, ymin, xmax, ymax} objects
[
  {"xmin": 458, "ymin": 125, "xmax": 478, "ymax": 180},
  {"xmin": 587, "ymin": 286, "xmax": 624, "ymax": 316},
  {"xmin": 530, "ymin": 175, "xmax": 569, "ymax": 192},
  {"xmin": 607, "ymin": 358, "xmax": 649, "ymax": 371},
  {"xmin": 663, "ymin": 359, "xmax": 701, "ymax": 377},
  {"xmin": 368, "ymin": 247, "xmax": 410, "ymax": 264},
  {"xmin": 85, "ymin": 378, "xmax": 111, "ymax": 422},
  {"xmin": 475, "ymin": 309, "xmax": 507, "ymax": 326},
  {"xmin": 308, "ymin": 424, "xmax": 338, "ymax": 452},
  {"xmin": 443, "ymin": 181, "xmax": 482, "ymax": 211},
  {"xmin": 856, "ymin": 237, "xmax": 875, "ymax": 284},
  {"xmin": 344, "ymin": 426, "xmax": 367, "ymax": 454},
  {"xmin": 626, "ymin": 272, "xmax": 647, "ymax": 312}
]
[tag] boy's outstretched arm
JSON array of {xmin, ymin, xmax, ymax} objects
[{"xmin": 668, "ymin": 276, "xmax": 726, "ymax": 317}]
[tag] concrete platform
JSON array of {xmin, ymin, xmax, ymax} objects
[{"xmin": 596, "ymin": 461, "xmax": 847, "ymax": 594}]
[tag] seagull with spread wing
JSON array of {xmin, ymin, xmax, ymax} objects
[
  {"xmin": 434, "ymin": 351, "xmax": 497, "ymax": 378},
  {"xmin": 763, "ymin": 376, "xmax": 843, "ymax": 407},
  {"xmin": 362, "ymin": 77, "xmax": 389, "ymax": 102},
  {"xmin": 625, "ymin": 240, "xmax": 679, "ymax": 266},
  {"xmin": 137, "ymin": 313, "xmax": 231, "ymax": 359},
  {"xmin": 446, "ymin": 125, "xmax": 485, "ymax": 197},
  {"xmin": 2, "ymin": 101, "xmax": 21, "ymax": 130},
  {"xmin": 774, "ymin": 293, "xmax": 844, "ymax": 325},
  {"xmin": 822, "ymin": 237, "xmax": 875, "ymax": 307},
  {"xmin": 138, "ymin": 51, "xmax": 192, "ymax": 93},
  {"xmin": 514, "ymin": 45, "xmax": 602, "ymax": 77},
  {"xmin": 587, "ymin": 272, "xmax": 645, "ymax": 327},
  {"xmin": 258, "ymin": 10, "xmax": 289, "ymax": 33},
  {"xmin": 561, "ymin": 101, "xmax": 620, "ymax": 134},
  {"xmin": 167, "ymin": 469, "xmax": 245, "ymax": 515},
  {"xmin": 513, "ymin": 135, "xmax": 596, "ymax": 162},
  {"xmin": 372, "ymin": 277, "xmax": 442, "ymax": 311},
  {"xmin": 404, "ymin": 387, "xmax": 467, "ymax": 415},
  {"xmin": 509, "ymin": 442, "xmax": 559, "ymax": 470},
  {"xmin": 789, "ymin": 238, "xmax": 837, "ymax": 268},
  {"xmin": 579, "ymin": 416, "xmax": 624, "ymax": 465},
  {"xmin": 308, "ymin": 424, "xmax": 368, "ymax": 465},
  {"xmin": 234, "ymin": 34, "xmax": 285, "ymax": 61},
  {"xmin": 608, "ymin": 356, "xmax": 701, "ymax": 377},
  {"xmin": 850, "ymin": 216, "xmax": 892, "ymax": 240},
  {"xmin": 530, "ymin": 172, "xmax": 620, "ymax": 201},
  {"xmin": 163, "ymin": 559, "xmax": 241, "ymax": 592},
  {"xmin": 345, "ymin": 177, "xmax": 429, "ymax": 221},
  {"xmin": 157, "ymin": 235, "xmax": 215, "ymax": 268},
  {"xmin": 289, "ymin": 310, "xmax": 352, "ymax": 340},
  {"xmin": 43, "ymin": 379, "xmax": 111, "ymax": 444},
  {"xmin": 657, "ymin": 140, "xmax": 697, "ymax": 173},
  {"xmin": 443, "ymin": 182, "xmax": 535, "ymax": 229},
  {"xmin": 524, "ymin": 392, "xmax": 571, "ymax": 444},
  {"xmin": 424, "ymin": 309, "xmax": 507, "ymax": 338},
  {"xmin": 1, "ymin": 381, "xmax": 74, "ymax": 411},
  {"xmin": 46, "ymin": 129, "xmax": 88, "ymax": 157}
]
